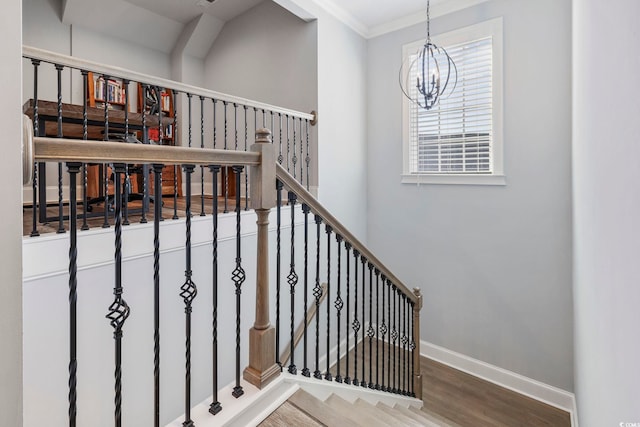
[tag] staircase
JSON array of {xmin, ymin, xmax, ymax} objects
[{"xmin": 261, "ymin": 389, "xmax": 460, "ymax": 427}]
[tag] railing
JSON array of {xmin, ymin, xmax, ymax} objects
[
  {"xmin": 21, "ymin": 47, "xmax": 421, "ymax": 427},
  {"xmin": 274, "ymin": 164, "xmax": 423, "ymax": 397},
  {"xmin": 22, "ymin": 46, "xmax": 315, "ymax": 237}
]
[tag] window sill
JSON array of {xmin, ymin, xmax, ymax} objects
[{"xmin": 401, "ymin": 174, "xmax": 506, "ymax": 186}]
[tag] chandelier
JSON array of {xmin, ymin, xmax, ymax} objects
[{"xmin": 399, "ymin": 0, "xmax": 457, "ymax": 110}]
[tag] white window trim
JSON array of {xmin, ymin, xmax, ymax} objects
[{"xmin": 401, "ymin": 16, "xmax": 504, "ymax": 186}]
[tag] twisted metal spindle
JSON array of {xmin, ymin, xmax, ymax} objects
[
  {"xmin": 200, "ymin": 96, "xmax": 206, "ymax": 217},
  {"xmin": 391, "ymin": 284, "xmax": 397, "ymax": 393},
  {"xmin": 360, "ymin": 255, "xmax": 367, "ymax": 388},
  {"xmin": 380, "ymin": 275, "xmax": 388, "ymax": 392},
  {"xmin": 123, "ymin": 80, "xmax": 131, "ymax": 226},
  {"xmin": 30, "ymin": 60, "xmax": 40, "ymax": 238},
  {"xmin": 292, "ymin": 115, "xmax": 297, "ymax": 179},
  {"xmin": 223, "ymin": 101, "xmax": 229, "ymax": 213},
  {"xmin": 278, "ymin": 113, "xmax": 283, "ymax": 165},
  {"xmin": 301, "ymin": 204, "xmax": 311, "ymax": 377},
  {"xmin": 387, "ymin": 279, "xmax": 392, "ymax": 392},
  {"xmin": 344, "ymin": 242, "xmax": 352, "ymax": 385},
  {"xmin": 152, "ymin": 164, "xmax": 163, "ymax": 427},
  {"xmin": 410, "ymin": 301, "xmax": 416, "ymax": 398},
  {"xmin": 305, "ymin": 119, "xmax": 310, "ymax": 191},
  {"xmin": 56, "ymin": 64, "xmax": 65, "ymax": 234},
  {"xmin": 324, "ymin": 224, "xmax": 333, "ymax": 381},
  {"xmin": 244, "ymin": 105, "xmax": 249, "ymax": 211},
  {"xmin": 106, "ymin": 164, "xmax": 130, "ymax": 427},
  {"xmin": 275, "ymin": 180, "xmax": 283, "ymax": 368},
  {"xmin": 334, "ymin": 235, "xmax": 344, "ymax": 383},
  {"xmin": 80, "ymin": 70, "xmax": 89, "ymax": 231},
  {"xmin": 101, "ymin": 74, "xmax": 111, "ymax": 229},
  {"xmin": 286, "ymin": 115, "xmax": 290, "ymax": 172},
  {"xmin": 375, "ymin": 269, "xmax": 380, "ymax": 390},
  {"xmin": 352, "ymin": 249, "xmax": 360, "ymax": 387},
  {"xmin": 313, "ymin": 214, "xmax": 323, "ymax": 380},
  {"xmin": 140, "ymin": 84, "xmax": 149, "ymax": 224},
  {"xmin": 231, "ymin": 165, "xmax": 246, "ymax": 398},
  {"xmin": 209, "ymin": 165, "xmax": 222, "ymax": 415},
  {"xmin": 287, "ymin": 192, "xmax": 299, "ymax": 375},
  {"xmin": 172, "ymin": 90, "xmax": 179, "ymax": 220},
  {"xmin": 66, "ymin": 162, "xmax": 81, "ymax": 427},
  {"xmin": 402, "ymin": 294, "xmax": 408, "ymax": 395},
  {"xmin": 180, "ymin": 164, "xmax": 197, "ymax": 427},
  {"xmin": 367, "ymin": 263, "xmax": 374, "ymax": 388}
]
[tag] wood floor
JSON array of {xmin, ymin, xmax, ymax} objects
[{"xmin": 263, "ymin": 340, "xmax": 571, "ymax": 427}]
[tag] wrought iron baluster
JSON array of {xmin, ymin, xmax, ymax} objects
[
  {"xmin": 410, "ymin": 301, "xmax": 416, "ymax": 398},
  {"xmin": 123, "ymin": 80, "xmax": 131, "ymax": 226},
  {"xmin": 305, "ymin": 119, "xmax": 310, "ymax": 191},
  {"xmin": 30, "ymin": 60, "xmax": 40, "ymax": 238},
  {"xmin": 299, "ymin": 119, "xmax": 304, "ymax": 184},
  {"xmin": 275, "ymin": 180, "xmax": 283, "ymax": 368},
  {"xmin": 391, "ymin": 284, "xmax": 397, "ymax": 393},
  {"xmin": 223, "ymin": 101, "xmax": 229, "ymax": 213},
  {"xmin": 234, "ymin": 104, "xmax": 239, "ymax": 212},
  {"xmin": 286, "ymin": 115, "xmax": 290, "ymax": 172},
  {"xmin": 209, "ymin": 165, "xmax": 222, "ymax": 415},
  {"xmin": 334, "ymin": 235, "xmax": 344, "ymax": 383},
  {"xmin": 287, "ymin": 192, "xmax": 299, "ymax": 375},
  {"xmin": 200, "ymin": 96, "xmax": 206, "ymax": 217},
  {"xmin": 244, "ymin": 105, "xmax": 249, "ymax": 211},
  {"xmin": 140, "ymin": 84, "xmax": 149, "ymax": 224},
  {"xmin": 380, "ymin": 275, "xmax": 387, "ymax": 392},
  {"xmin": 106, "ymin": 163, "xmax": 130, "ymax": 427},
  {"xmin": 262, "ymin": 109, "xmax": 266, "ymax": 127},
  {"xmin": 367, "ymin": 263, "xmax": 374, "ymax": 388},
  {"xmin": 387, "ymin": 280, "xmax": 392, "ymax": 392},
  {"xmin": 324, "ymin": 224, "xmax": 333, "ymax": 381},
  {"xmin": 301, "ymin": 204, "xmax": 311, "ymax": 377},
  {"xmin": 180, "ymin": 164, "xmax": 197, "ymax": 427},
  {"xmin": 402, "ymin": 294, "xmax": 408, "ymax": 395},
  {"xmin": 66, "ymin": 162, "xmax": 81, "ymax": 427},
  {"xmin": 56, "ymin": 64, "xmax": 65, "ymax": 234},
  {"xmin": 352, "ymin": 250, "xmax": 360, "ymax": 387},
  {"xmin": 231, "ymin": 165, "xmax": 246, "ymax": 398},
  {"xmin": 278, "ymin": 113, "xmax": 283, "ymax": 165},
  {"xmin": 396, "ymin": 288, "xmax": 401, "ymax": 394},
  {"xmin": 375, "ymin": 269, "xmax": 380, "ymax": 390},
  {"xmin": 344, "ymin": 242, "xmax": 352, "ymax": 385},
  {"xmin": 313, "ymin": 214, "xmax": 323, "ymax": 380},
  {"xmin": 101, "ymin": 74, "xmax": 110, "ymax": 229},
  {"xmin": 292, "ymin": 116, "xmax": 297, "ymax": 180},
  {"xmin": 152, "ymin": 164, "xmax": 163, "ymax": 427},
  {"xmin": 80, "ymin": 70, "xmax": 89, "ymax": 232},
  {"xmin": 172, "ymin": 90, "xmax": 179, "ymax": 220},
  {"xmin": 360, "ymin": 256, "xmax": 367, "ymax": 387}
]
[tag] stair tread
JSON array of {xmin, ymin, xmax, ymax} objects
[
  {"xmin": 288, "ymin": 389, "xmax": 358, "ymax": 427},
  {"xmin": 325, "ymin": 394, "xmax": 389, "ymax": 427},
  {"xmin": 354, "ymin": 399, "xmax": 405, "ymax": 426},
  {"xmin": 375, "ymin": 402, "xmax": 427, "ymax": 427},
  {"xmin": 409, "ymin": 405, "xmax": 463, "ymax": 427},
  {"xmin": 258, "ymin": 401, "xmax": 323, "ymax": 427},
  {"xmin": 392, "ymin": 404, "xmax": 444, "ymax": 426}
]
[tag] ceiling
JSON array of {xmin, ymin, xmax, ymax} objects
[
  {"xmin": 60, "ymin": 0, "xmax": 487, "ymax": 57},
  {"xmin": 123, "ymin": 0, "xmax": 263, "ymax": 25}
]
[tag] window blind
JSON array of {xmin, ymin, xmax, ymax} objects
[{"xmin": 408, "ymin": 37, "xmax": 493, "ymax": 174}]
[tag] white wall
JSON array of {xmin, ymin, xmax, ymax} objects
[
  {"xmin": 0, "ymin": 0, "xmax": 23, "ymax": 424},
  {"xmin": 573, "ymin": 0, "xmax": 640, "ymax": 424},
  {"xmin": 366, "ymin": 0, "xmax": 573, "ymax": 391}
]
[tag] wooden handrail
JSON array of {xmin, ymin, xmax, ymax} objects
[
  {"xmin": 33, "ymin": 137, "xmax": 260, "ymax": 166},
  {"xmin": 23, "ymin": 45, "xmax": 315, "ymax": 122},
  {"xmin": 275, "ymin": 164, "xmax": 418, "ymax": 304}
]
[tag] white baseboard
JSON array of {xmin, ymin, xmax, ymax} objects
[{"xmin": 420, "ymin": 340, "xmax": 578, "ymax": 427}]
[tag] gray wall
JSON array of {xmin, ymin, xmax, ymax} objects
[
  {"xmin": 573, "ymin": 0, "xmax": 640, "ymax": 424},
  {"xmin": 366, "ymin": 0, "xmax": 573, "ymax": 391},
  {"xmin": 0, "ymin": 0, "xmax": 23, "ymax": 424}
]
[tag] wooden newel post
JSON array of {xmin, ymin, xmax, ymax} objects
[
  {"xmin": 413, "ymin": 287, "xmax": 423, "ymax": 400},
  {"xmin": 243, "ymin": 128, "xmax": 280, "ymax": 389}
]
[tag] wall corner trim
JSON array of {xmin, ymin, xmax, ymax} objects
[{"xmin": 420, "ymin": 340, "xmax": 578, "ymax": 427}]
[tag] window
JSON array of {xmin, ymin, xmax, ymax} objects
[{"xmin": 402, "ymin": 17, "xmax": 504, "ymax": 185}]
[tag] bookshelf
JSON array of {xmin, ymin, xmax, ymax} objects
[
  {"xmin": 87, "ymin": 72, "xmax": 127, "ymax": 109},
  {"xmin": 137, "ymin": 84, "xmax": 181, "ymax": 196}
]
